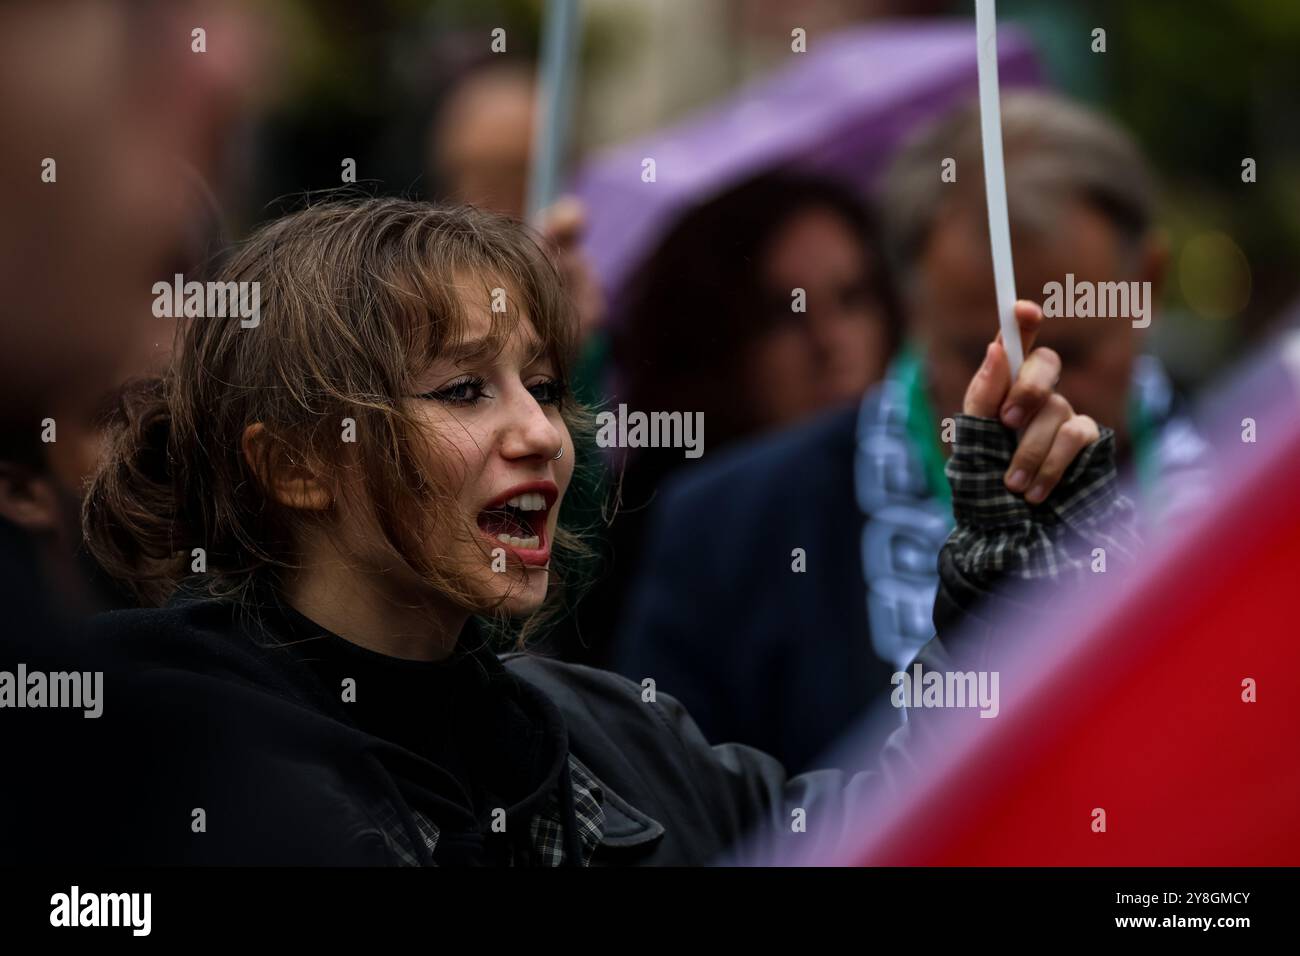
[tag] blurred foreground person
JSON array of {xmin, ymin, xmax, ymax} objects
[
  {"xmin": 616, "ymin": 92, "xmax": 1212, "ymax": 773},
  {"xmin": 0, "ymin": 0, "xmax": 253, "ymax": 424},
  {"xmin": 81, "ymin": 199, "xmax": 1126, "ymax": 865},
  {"xmin": 0, "ymin": 170, "xmax": 223, "ymax": 616},
  {"xmin": 0, "ymin": 0, "xmax": 251, "ymax": 620},
  {"xmin": 0, "ymin": 0, "xmax": 258, "ymax": 863}
]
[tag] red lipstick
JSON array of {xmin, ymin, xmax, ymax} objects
[{"xmin": 476, "ymin": 480, "xmax": 559, "ymax": 567}]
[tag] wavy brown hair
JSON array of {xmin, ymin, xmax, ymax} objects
[{"xmin": 84, "ymin": 197, "xmax": 592, "ymax": 643}]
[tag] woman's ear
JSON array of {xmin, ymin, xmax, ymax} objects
[{"xmin": 241, "ymin": 423, "xmax": 332, "ymax": 511}]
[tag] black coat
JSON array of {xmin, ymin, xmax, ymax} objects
[{"xmin": 75, "ymin": 591, "xmax": 906, "ymax": 866}]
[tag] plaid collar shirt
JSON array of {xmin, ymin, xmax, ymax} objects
[{"xmin": 378, "ymin": 754, "xmax": 607, "ymax": 867}]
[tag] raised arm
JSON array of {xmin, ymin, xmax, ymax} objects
[
  {"xmin": 677, "ymin": 302, "xmax": 1143, "ymax": 861},
  {"xmin": 933, "ymin": 300, "xmax": 1141, "ymax": 644}
]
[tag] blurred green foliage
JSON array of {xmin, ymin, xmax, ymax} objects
[{"xmin": 1003, "ymin": 0, "xmax": 1300, "ymax": 372}]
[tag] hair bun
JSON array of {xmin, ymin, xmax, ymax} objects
[{"xmin": 82, "ymin": 375, "xmax": 186, "ymax": 606}]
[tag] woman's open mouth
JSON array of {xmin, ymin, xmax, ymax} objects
[{"xmin": 476, "ymin": 481, "xmax": 558, "ymax": 566}]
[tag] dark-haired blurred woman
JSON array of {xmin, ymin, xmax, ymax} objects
[
  {"xmin": 617, "ymin": 172, "xmax": 901, "ymax": 452},
  {"xmin": 553, "ymin": 173, "xmax": 902, "ymax": 666}
]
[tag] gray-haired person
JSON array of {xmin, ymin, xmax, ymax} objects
[{"xmin": 615, "ymin": 91, "xmax": 1212, "ymax": 775}]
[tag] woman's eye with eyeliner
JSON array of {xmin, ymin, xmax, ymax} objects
[
  {"xmin": 422, "ymin": 376, "xmax": 490, "ymax": 405},
  {"xmin": 528, "ymin": 378, "xmax": 568, "ymax": 406}
]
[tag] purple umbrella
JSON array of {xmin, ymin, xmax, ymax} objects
[{"xmin": 571, "ymin": 19, "xmax": 1045, "ymax": 311}]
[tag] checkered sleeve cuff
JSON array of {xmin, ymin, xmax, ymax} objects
[{"xmin": 942, "ymin": 413, "xmax": 1141, "ymax": 585}]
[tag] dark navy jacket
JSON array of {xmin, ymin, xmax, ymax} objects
[{"xmin": 613, "ymin": 403, "xmax": 892, "ymax": 774}]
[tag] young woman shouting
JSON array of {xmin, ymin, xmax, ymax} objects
[{"xmin": 82, "ymin": 198, "xmax": 1133, "ymax": 865}]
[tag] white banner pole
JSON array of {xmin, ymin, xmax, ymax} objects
[{"xmin": 975, "ymin": 0, "xmax": 1024, "ymax": 379}]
